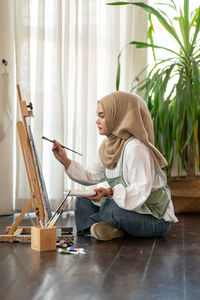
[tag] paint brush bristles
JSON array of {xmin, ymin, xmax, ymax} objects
[{"xmin": 42, "ymin": 136, "xmax": 83, "ymax": 156}]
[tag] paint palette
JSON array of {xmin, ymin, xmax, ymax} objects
[{"xmin": 64, "ymin": 189, "xmax": 97, "ymax": 197}]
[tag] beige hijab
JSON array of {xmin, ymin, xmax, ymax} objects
[{"xmin": 98, "ymin": 91, "xmax": 167, "ymax": 169}]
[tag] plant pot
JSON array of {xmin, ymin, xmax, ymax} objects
[{"xmin": 168, "ymin": 176, "xmax": 200, "ymax": 213}]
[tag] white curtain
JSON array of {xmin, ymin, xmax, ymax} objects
[{"xmin": 13, "ymin": 0, "xmax": 147, "ymax": 211}]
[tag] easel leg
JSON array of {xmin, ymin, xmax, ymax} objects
[{"xmin": 8, "ymin": 197, "xmax": 33, "ymax": 235}]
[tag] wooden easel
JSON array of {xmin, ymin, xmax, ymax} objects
[
  {"xmin": 0, "ymin": 84, "xmax": 73, "ymax": 242},
  {"xmin": 0, "ymin": 85, "xmax": 45, "ymax": 241}
]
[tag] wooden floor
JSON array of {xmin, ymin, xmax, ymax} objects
[{"xmin": 0, "ymin": 213, "xmax": 200, "ymax": 300}]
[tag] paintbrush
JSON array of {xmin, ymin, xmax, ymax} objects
[
  {"xmin": 47, "ymin": 197, "xmax": 73, "ymax": 229},
  {"xmin": 42, "ymin": 136, "xmax": 83, "ymax": 156},
  {"xmin": 46, "ymin": 191, "xmax": 72, "ymax": 228}
]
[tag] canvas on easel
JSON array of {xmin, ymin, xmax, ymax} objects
[{"xmin": 27, "ymin": 125, "xmax": 52, "ymax": 221}]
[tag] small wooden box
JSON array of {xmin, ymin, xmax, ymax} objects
[{"xmin": 31, "ymin": 226, "xmax": 56, "ymax": 251}]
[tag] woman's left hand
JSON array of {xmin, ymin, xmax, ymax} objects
[{"xmin": 88, "ymin": 187, "xmax": 112, "ymax": 202}]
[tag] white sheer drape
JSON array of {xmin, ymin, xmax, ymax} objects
[{"xmin": 13, "ymin": 0, "xmax": 147, "ymax": 211}]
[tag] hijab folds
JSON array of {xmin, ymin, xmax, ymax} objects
[{"xmin": 98, "ymin": 91, "xmax": 167, "ymax": 169}]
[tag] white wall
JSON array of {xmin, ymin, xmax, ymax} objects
[{"xmin": 0, "ymin": 0, "xmax": 14, "ymax": 214}]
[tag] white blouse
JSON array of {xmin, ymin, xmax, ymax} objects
[{"xmin": 65, "ymin": 139, "xmax": 178, "ymax": 223}]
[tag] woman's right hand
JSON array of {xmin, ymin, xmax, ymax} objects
[{"xmin": 52, "ymin": 140, "xmax": 71, "ymax": 170}]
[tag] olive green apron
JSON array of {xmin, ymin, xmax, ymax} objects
[{"xmin": 104, "ymin": 138, "xmax": 170, "ymax": 219}]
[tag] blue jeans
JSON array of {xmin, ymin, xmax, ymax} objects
[{"xmin": 74, "ymin": 197, "xmax": 171, "ymax": 237}]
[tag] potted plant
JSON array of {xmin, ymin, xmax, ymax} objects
[{"xmin": 108, "ymin": 0, "xmax": 200, "ymax": 212}]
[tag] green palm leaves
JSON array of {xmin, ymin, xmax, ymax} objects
[{"xmin": 107, "ymin": 0, "xmax": 200, "ymax": 177}]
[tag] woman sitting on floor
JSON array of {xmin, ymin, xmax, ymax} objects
[{"xmin": 52, "ymin": 91, "xmax": 178, "ymax": 241}]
